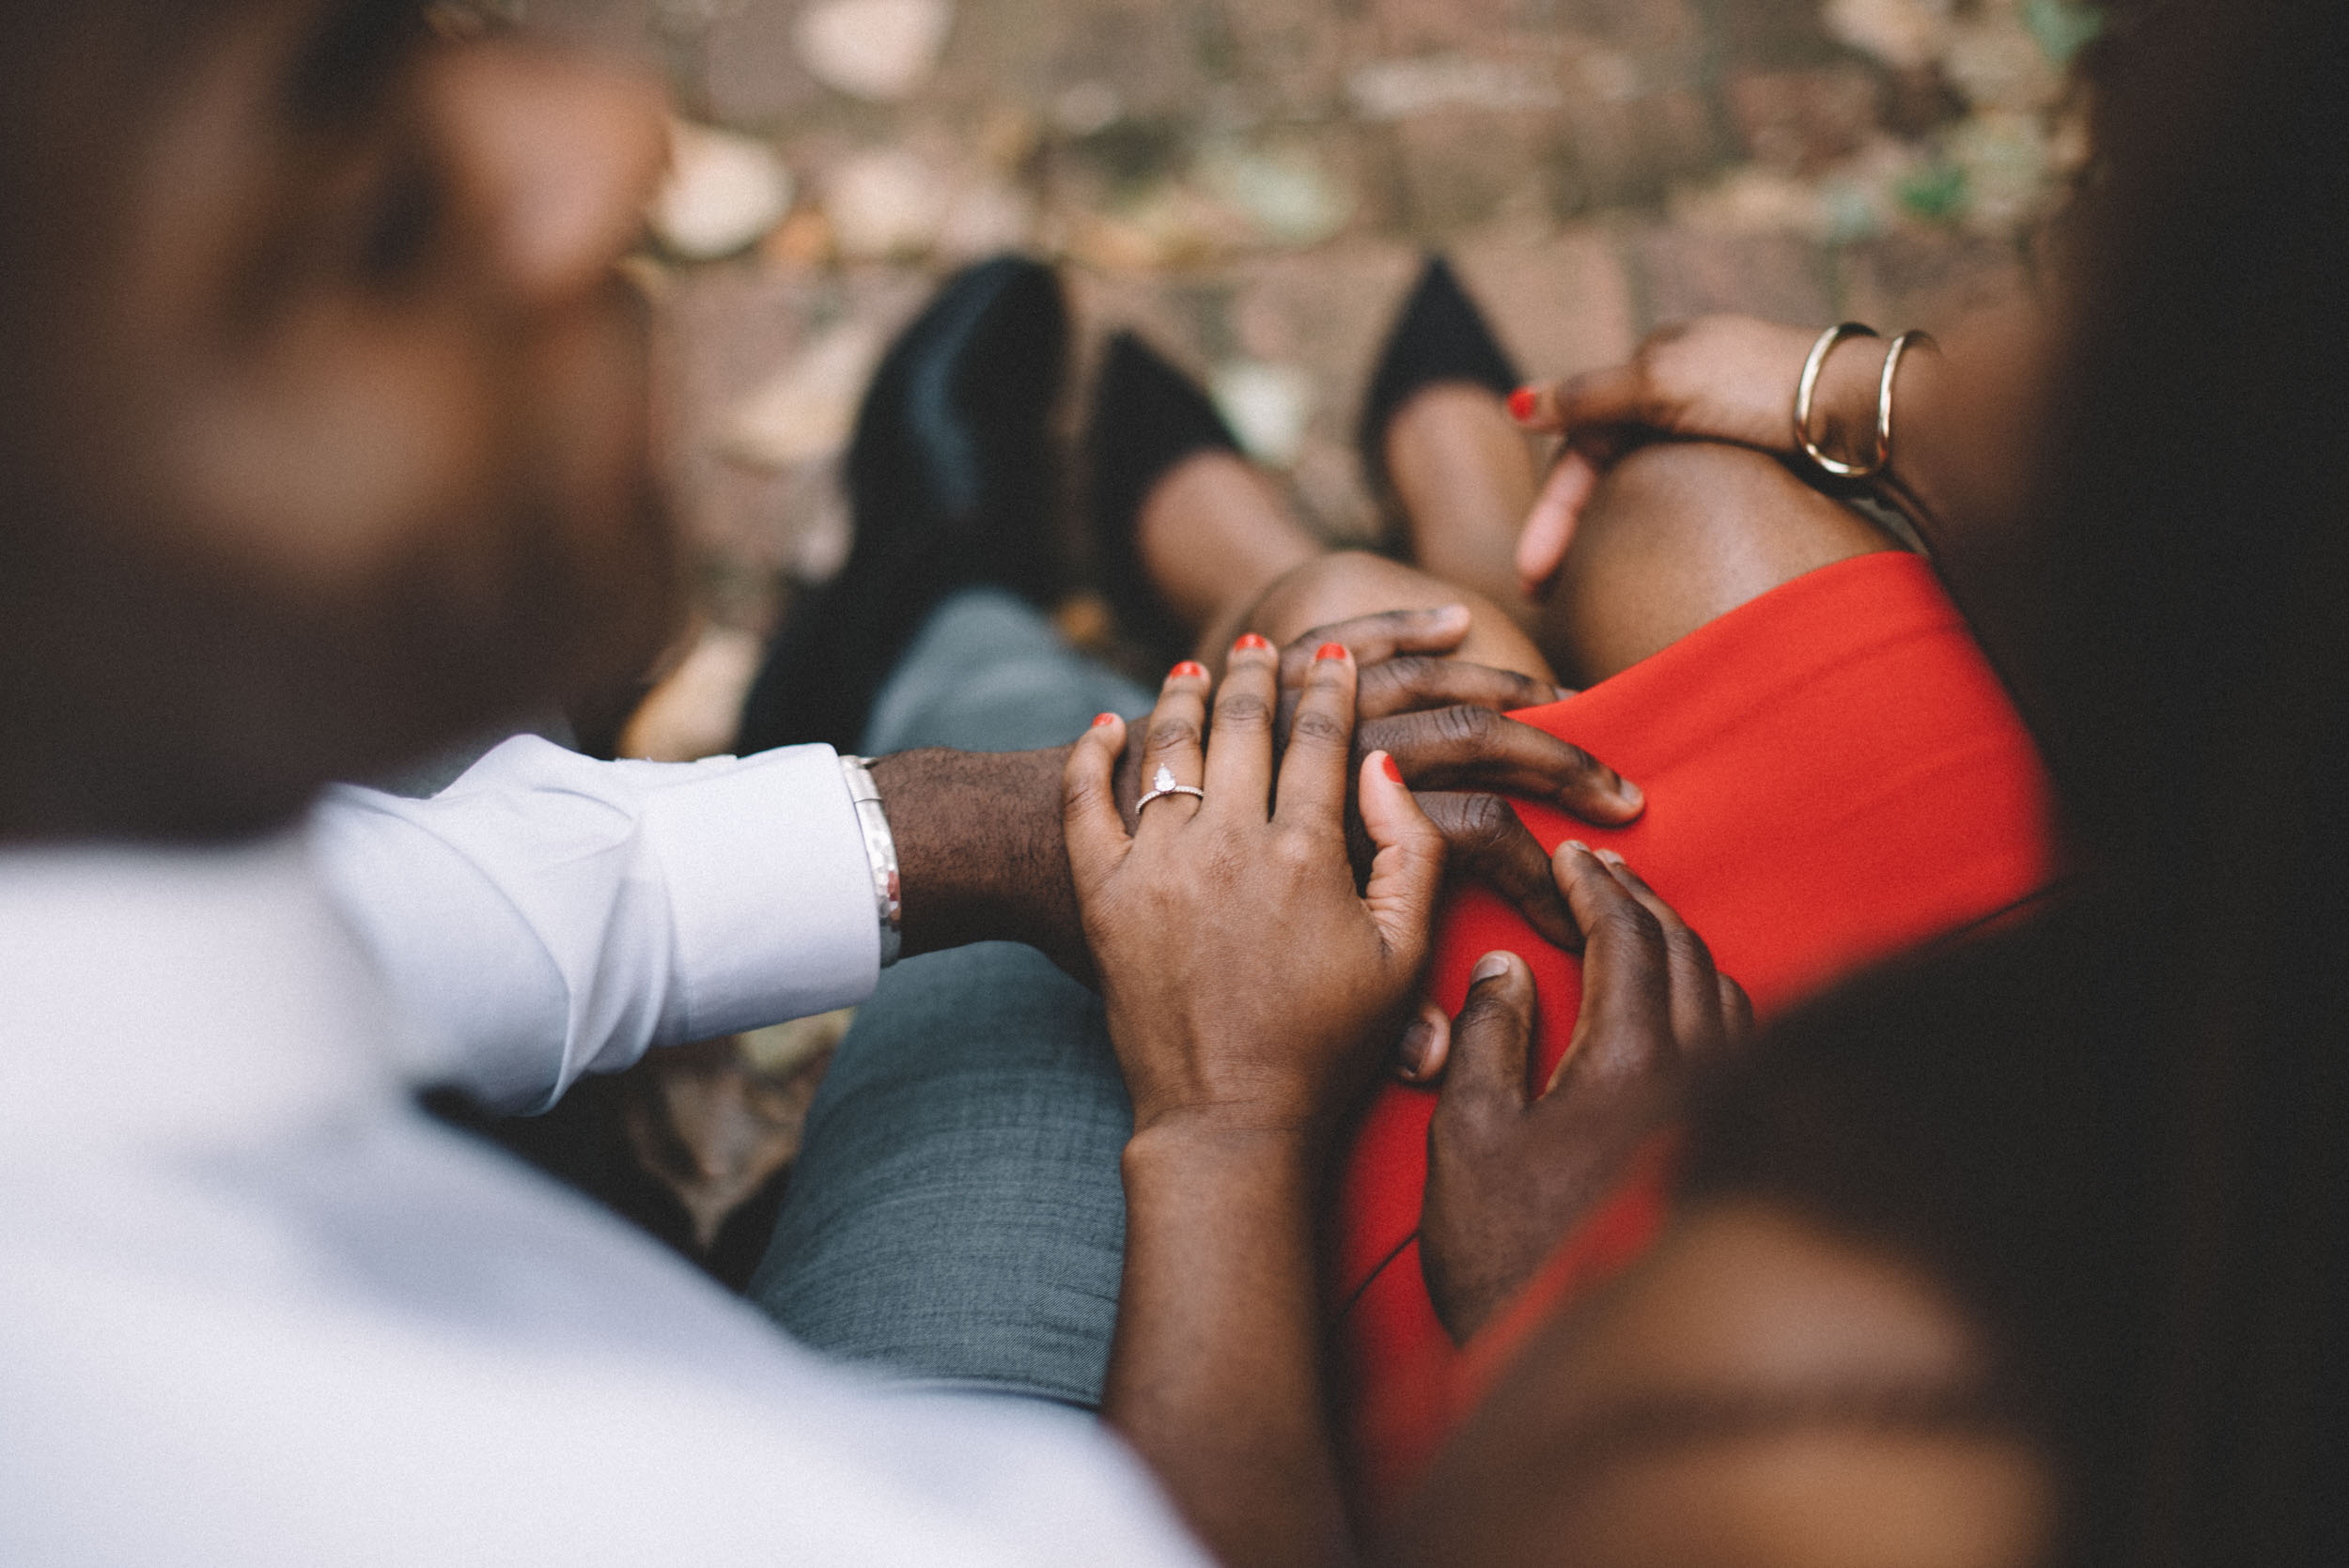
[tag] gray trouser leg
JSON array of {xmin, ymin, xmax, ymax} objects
[{"xmin": 748, "ymin": 590, "xmax": 1150, "ymax": 1406}]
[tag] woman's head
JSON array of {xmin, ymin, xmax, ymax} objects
[{"xmin": 1733, "ymin": 0, "xmax": 2349, "ymax": 1555}]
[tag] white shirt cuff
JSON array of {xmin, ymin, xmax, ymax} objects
[{"xmin": 643, "ymin": 744, "xmax": 881, "ymax": 1041}]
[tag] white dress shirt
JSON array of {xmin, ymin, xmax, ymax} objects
[{"xmin": 0, "ymin": 739, "xmax": 1205, "ymax": 1567}]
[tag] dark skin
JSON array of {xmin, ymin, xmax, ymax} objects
[
  {"xmin": 1190, "ymin": 300, "xmax": 2054, "ymax": 1342},
  {"xmin": 883, "ymin": 602, "xmax": 1637, "ymax": 974},
  {"xmin": 1420, "ymin": 849, "xmax": 1750, "ymax": 1342},
  {"xmin": 1066, "ymin": 641, "xmax": 1449, "ymax": 1568},
  {"xmin": 1068, "ymin": 649, "xmax": 1754, "ymax": 1565}
]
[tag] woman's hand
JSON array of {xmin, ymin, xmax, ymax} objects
[
  {"xmin": 1508, "ymin": 315, "xmax": 1887, "ymax": 595},
  {"xmin": 1417, "ymin": 844, "xmax": 1750, "ymax": 1343},
  {"xmin": 1066, "ymin": 634, "xmax": 1448, "ymax": 1140}
]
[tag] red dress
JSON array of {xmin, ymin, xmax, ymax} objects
[{"xmin": 1329, "ymin": 551, "xmax": 2060, "ymax": 1512}]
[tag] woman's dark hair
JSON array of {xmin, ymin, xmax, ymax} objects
[{"xmin": 1691, "ymin": 0, "xmax": 2349, "ymax": 1560}]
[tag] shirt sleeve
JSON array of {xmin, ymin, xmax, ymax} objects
[{"xmin": 306, "ymin": 736, "xmax": 881, "ymax": 1112}]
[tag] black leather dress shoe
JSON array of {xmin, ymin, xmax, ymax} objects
[
  {"xmin": 737, "ymin": 256, "xmax": 1069, "ymax": 754},
  {"xmin": 1357, "ymin": 255, "xmax": 1521, "ymax": 551}
]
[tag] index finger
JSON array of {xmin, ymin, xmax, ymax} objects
[
  {"xmin": 1595, "ymin": 850, "xmax": 1733, "ymax": 1059},
  {"xmin": 1275, "ymin": 604, "xmax": 1470, "ymax": 688},
  {"xmin": 1356, "ymin": 656, "xmax": 1563, "ymax": 721},
  {"xmin": 1551, "ymin": 841, "xmax": 1673, "ymax": 1082},
  {"xmin": 1506, "ymin": 364, "xmax": 1651, "ymax": 437}
]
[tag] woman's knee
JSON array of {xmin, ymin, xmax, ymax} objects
[
  {"xmin": 1541, "ymin": 442, "xmax": 1893, "ymax": 683},
  {"xmin": 1247, "ymin": 551, "xmax": 1553, "ymax": 683}
]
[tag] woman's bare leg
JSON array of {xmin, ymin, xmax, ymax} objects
[
  {"xmin": 1138, "ymin": 448, "xmax": 1548, "ymax": 680},
  {"xmin": 1539, "ymin": 443, "xmax": 1892, "ymax": 687},
  {"xmin": 1233, "ymin": 442, "xmax": 1892, "ymax": 693},
  {"xmin": 1242, "ymin": 551, "xmax": 1553, "ymax": 685},
  {"xmin": 1135, "ymin": 450, "xmax": 1321, "ymax": 654},
  {"xmin": 1383, "ymin": 384, "xmax": 1542, "ymax": 634},
  {"xmin": 1139, "ymin": 425, "xmax": 1887, "ymax": 694}
]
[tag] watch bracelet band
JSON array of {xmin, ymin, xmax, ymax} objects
[{"xmin": 837, "ymin": 754, "xmax": 903, "ymax": 969}]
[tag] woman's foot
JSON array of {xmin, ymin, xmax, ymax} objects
[
  {"xmin": 1084, "ymin": 332, "xmax": 1319, "ymax": 661},
  {"xmin": 1360, "ymin": 257, "xmax": 1541, "ymax": 628}
]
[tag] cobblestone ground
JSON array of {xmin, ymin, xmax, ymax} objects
[
  {"xmin": 477, "ymin": 0, "xmax": 2098, "ymax": 1246},
  {"xmin": 502, "ymin": 0, "xmax": 2092, "ymax": 650}
]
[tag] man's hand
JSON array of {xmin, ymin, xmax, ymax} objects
[
  {"xmin": 878, "ymin": 606, "xmax": 1642, "ymax": 978},
  {"xmin": 1271, "ymin": 607, "xmax": 1642, "ymax": 954},
  {"xmin": 1419, "ymin": 843, "xmax": 1750, "ymax": 1343}
]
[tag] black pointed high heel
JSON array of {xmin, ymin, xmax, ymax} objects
[
  {"xmin": 1081, "ymin": 331, "xmax": 1241, "ymax": 670},
  {"xmin": 1356, "ymin": 255, "xmax": 1522, "ymax": 555}
]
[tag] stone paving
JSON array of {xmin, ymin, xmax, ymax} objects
[{"xmin": 495, "ymin": 0, "xmax": 2092, "ymax": 651}]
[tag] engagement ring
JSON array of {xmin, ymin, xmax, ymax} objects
[{"xmin": 1135, "ymin": 765, "xmax": 1206, "ymax": 815}]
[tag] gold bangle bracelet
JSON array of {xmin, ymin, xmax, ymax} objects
[
  {"xmin": 1874, "ymin": 329, "xmax": 1938, "ymax": 480},
  {"xmin": 1794, "ymin": 321, "xmax": 1883, "ymax": 479}
]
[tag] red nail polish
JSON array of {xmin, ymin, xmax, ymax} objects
[
  {"xmin": 1380, "ymin": 753, "xmax": 1404, "ymax": 784},
  {"xmin": 1313, "ymin": 642, "xmax": 1347, "ymax": 662},
  {"xmin": 1508, "ymin": 385, "xmax": 1538, "ymax": 422},
  {"xmin": 1233, "ymin": 632, "xmax": 1272, "ymax": 653},
  {"xmin": 1170, "ymin": 660, "xmax": 1207, "ymax": 680},
  {"xmin": 1091, "ymin": 712, "xmax": 1119, "ymax": 728}
]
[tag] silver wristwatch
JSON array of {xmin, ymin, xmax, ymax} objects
[{"xmin": 837, "ymin": 754, "xmax": 903, "ymax": 968}]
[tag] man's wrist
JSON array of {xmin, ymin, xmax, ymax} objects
[{"xmin": 865, "ymin": 745, "xmax": 1081, "ymax": 964}]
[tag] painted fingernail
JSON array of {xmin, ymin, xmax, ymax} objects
[
  {"xmin": 1170, "ymin": 660, "xmax": 1207, "ymax": 680},
  {"xmin": 1379, "ymin": 753, "xmax": 1405, "ymax": 784},
  {"xmin": 1314, "ymin": 642, "xmax": 1348, "ymax": 662},
  {"xmin": 1234, "ymin": 632, "xmax": 1273, "ymax": 653},
  {"xmin": 1092, "ymin": 712, "xmax": 1119, "ymax": 728},
  {"xmin": 1508, "ymin": 385, "xmax": 1539, "ymax": 422},
  {"xmin": 1470, "ymin": 951, "xmax": 1514, "ymax": 984}
]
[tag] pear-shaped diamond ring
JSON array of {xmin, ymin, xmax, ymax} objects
[{"xmin": 1134, "ymin": 764, "xmax": 1206, "ymax": 815}]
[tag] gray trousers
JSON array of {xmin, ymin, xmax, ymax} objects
[{"xmin": 747, "ymin": 591, "xmax": 1149, "ymax": 1407}]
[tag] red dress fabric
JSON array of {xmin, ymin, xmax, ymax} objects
[{"xmin": 1330, "ymin": 551, "xmax": 2059, "ymax": 1512}]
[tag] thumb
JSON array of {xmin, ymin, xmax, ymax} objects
[
  {"xmin": 1063, "ymin": 713, "xmax": 1134, "ymax": 895},
  {"xmin": 1517, "ymin": 448, "xmax": 1598, "ymax": 597},
  {"xmin": 1358, "ymin": 750, "xmax": 1446, "ymax": 970},
  {"xmin": 1440, "ymin": 951, "xmax": 1538, "ymax": 1110}
]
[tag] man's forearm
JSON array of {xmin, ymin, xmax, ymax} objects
[{"xmin": 1106, "ymin": 1122, "xmax": 1353, "ymax": 1568}]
